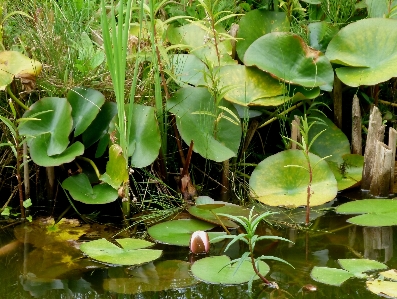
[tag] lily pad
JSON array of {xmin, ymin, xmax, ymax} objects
[
  {"xmin": 147, "ymin": 219, "xmax": 225, "ymax": 246},
  {"xmin": 249, "ymin": 150, "xmax": 337, "ymax": 207},
  {"xmin": 103, "ymin": 260, "xmax": 197, "ymax": 294},
  {"xmin": 338, "ymin": 259, "xmax": 387, "ymax": 275},
  {"xmin": 380, "ymin": 269, "xmax": 397, "ymax": 281},
  {"xmin": 336, "ymin": 199, "xmax": 397, "ymax": 227},
  {"xmin": 191, "ymin": 255, "xmax": 269, "ymax": 284},
  {"xmin": 326, "ymin": 18, "xmax": 397, "ymax": 87},
  {"xmin": 171, "ymin": 54, "xmax": 207, "ymax": 87},
  {"xmin": 311, "ymin": 266, "xmax": 354, "ymax": 286},
  {"xmin": 62, "ymin": 173, "xmax": 118, "ymax": 204},
  {"xmin": 244, "ymin": 32, "xmax": 334, "ymax": 91},
  {"xmin": 308, "ymin": 22, "xmax": 339, "ymax": 52},
  {"xmin": 328, "ymin": 154, "xmax": 364, "ymax": 191},
  {"xmin": 80, "ymin": 238, "xmax": 162, "ymax": 266},
  {"xmin": 366, "ymin": 280, "xmax": 397, "ymax": 298}
]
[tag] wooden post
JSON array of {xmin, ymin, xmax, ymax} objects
[
  {"xmin": 362, "ymin": 106, "xmax": 384, "ymax": 190},
  {"xmin": 389, "ymin": 128, "xmax": 397, "ymax": 193},
  {"xmin": 333, "ymin": 76, "xmax": 343, "ymax": 129},
  {"xmin": 369, "ymin": 141, "xmax": 392, "ymax": 197},
  {"xmin": 290, "ymin": 116, "xmax": 301, "ymax": 150},
  {"xmin": 351, "ymin": 95, "xmax": 362, "ymax": 155}
]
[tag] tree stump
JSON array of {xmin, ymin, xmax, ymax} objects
[
  {"xmin": 369, "ymin": 141, "xmax": 392, "ymax": 197},
  {"xmin": 351, "ymin": 95, "xmax": 362, "ymax": 155}
]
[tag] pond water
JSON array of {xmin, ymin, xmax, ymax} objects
[{"xmin": 0, "ymin": 198, "xmax": 394, "ymax": 299}]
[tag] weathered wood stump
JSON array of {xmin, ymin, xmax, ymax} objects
[{"xmin": 351, "ymin": 95, "xmax": 362, "ymax": 155}]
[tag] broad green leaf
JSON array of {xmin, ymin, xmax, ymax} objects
[
  {"xmin": 244, "ymin": 32, "xmax": 334, "ymax": 91},
  {"xmin": 236, "ymin": 10, "xmax": 289, "ymax": 60},
  {"xmin": 191, "ymin": 255, "xmax": 269, "ymax": 284},
  {"xmin": 28, "ymin": 134, "xmax": 84, "ymax": 167},
  {"xmin": 103, "ymin": 260, "xmax": 197, "ymax": 294},
  {"xmin": 338, "ymin": 259, "xmax": 387, "ymax": 276},
  {"xmin": 171, "ymin": 54, "xmax": 207, "ymax": 87},
  {"xmin": 167, "ymin": 87, "xmax": 242, "ymax": 162},
  {"xmin": 80, "ymin": 238, "xmax": 162, "ymax": 266},
  {"xmin": 19, "ymin": 97, "xmax": 73, "ymax": 156},
  {"xmin": 218, "ymin": 65, "xmax": 285, "ymax": 106},
  {"xmin": 336, "ymin": 199, "xmax": 397, "ymax": 227},
  {"xmin": 100, "ymin": 144, "xmax": 128, "ymax": 189},
  {"xmin": 311, "ymin": 266, "xmax": 354, "ymax": 286},
  {"xmin": 67, "ymin": 87, "xmax": 105, "ymax": 137},
  {"xmin": 328, "ymin": 154, "xmax": 364, "ymax": 191},
  {"xmin": 147, "ymin": 219, "xmax": 225, "ymax": 246},
  {"xmin": 249, "ymin": 150, "xmax": 337, "ymax": 207},
  {"xmin": 62, "ymin": 173, "xmax": 118, "ymax": 204},
  {"xmin": 308, "ymin": 22, "xmax": 339, "ymax": 52},
  {"xmin": 367, "ymin": 280, "xmax": 397, "ymax": 298},
  {"xmin": 0, "ymin": 51, "xmax": 42, "ymax": 90},
  {"xmin": 326, "ymin": 18, "xmax": 397, "ymax": 87},
  {"xmin": 365, "ymin": 0, "xmax": 397, "ymax": 18}
]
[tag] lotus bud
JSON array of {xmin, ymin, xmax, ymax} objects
[{"xmin": 189, "ymin": 231, "xmax": 210, "ymax": 254}]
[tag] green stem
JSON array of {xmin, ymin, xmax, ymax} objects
[
  {"xmin": 7, "ymin": 85, "xmax": 29, "ymax": 110},
  {"xmin": 76, "ymin": 156, "xmax": 101, "ymax": 179},
  {"xmin": 248, "ymin": 240, "xmax": 270, "ymax": 284},
  {"xmin": 258, "ymin": 101, "xmax": 304, "ymax": 129},
  {"xmin": 210, "ymin": 210, "xmax": 231, "ymax": 235}
]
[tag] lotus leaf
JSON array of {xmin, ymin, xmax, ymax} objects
[
  {"xmin": 171, "ymin": 54, "xmax": 207, "ymax": 87},
  {"xmin": 327, "ymin": 154, "xmax": 364, "ymax": 191},
  {"xmin": 338, "ymin": 259, "xmax": 387, "ymax": 275},
  {"xmin": 308, "ymin": 22, "xmax": 339, "ymax": 52},
  {"xmin": 367, "ymin": 280, "xmax": 397, "ymax": 298},
  {"xmin": 311, "ymin": 266, "xmax": 354, "ymax": 286}
]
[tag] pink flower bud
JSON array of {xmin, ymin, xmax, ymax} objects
[{"xmin": 189, "ymin": 231, "xmax": 210, "ymax": 254}]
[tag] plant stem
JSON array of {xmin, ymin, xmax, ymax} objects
[
  {"xmin": 76, "ymin": 156, "xmax": 101, "ymax": 179},
  {"xmin": 248, "ymin": 241, "xmax": 270, "ymax": 284},
  {"xmin": 7, "ymin": 85, "xmax": 29, "ymax": 111},
  {"xmin": 258, "ymin": 101, "xmax": 304, "ymax": 129}
]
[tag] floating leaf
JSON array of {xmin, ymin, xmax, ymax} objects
[
  {"xmin": 100, "ymin": 144, "xmax": 128, "ymax": 189},
  {"xmin": 366, "ymin": 280, "xmax": 397, "ymax": 298},
  {"xmin": 191, "ymin": 255, "xmax": 269, "ymax": 284},
  {"xmin": 244, "ymin": 32, "xmax": 334, "ymax": 91},
  {"xmin": 380, "ymin": 269, "xmax": 397, "ymax": 281},
  {"xmin": 171, "ymin": 54, "xmax": 207, "ymax": 87},
  {"xmin": 328, "ymin": 154, "xmax": 364, "ymax": 191},
  {"xmin": 80, "ymin": 238, "xmax": 162, "ymax": 266},
  {"xmin": 326, "ymin": 18, "xmax": 397, "ymax": 87},
  {"xmin": 250, "ymin": 150, "xmax": 337, "ymax": 207},
  {"xmin": 311, "ymin": 266, "xmax": 354, "ymax": 286},
  {"xmin": 62, "ymin": 173, "xmax": 118, "ymax": 204},
  {"xmin": 336, "ymin": 199, "xmax": 397, "ymax": 227},
  {"xmin": 338, "ymin": 259, "xmax": 387, "ymax": 276},
  {"xmin": 308, "ymin": 22, "xmax": 339, "ymax": 52}
]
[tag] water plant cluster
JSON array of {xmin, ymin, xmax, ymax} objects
[{"xmin": 2, "ymin": 0, "xmax": 397, "ymax": 297}]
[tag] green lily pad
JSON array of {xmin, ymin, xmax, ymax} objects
[
  {"xmin": 67, "ymin": 87, "xmax": 105, "ymax": 137},
  {"xmin": 100, "ymin": 144, "xmax": 129, "ymax": 189},
  {"xmin": 336, "ymin": 199, "xmax": 397, "ymax": 227},
  {"xmin": 62, "ymin": 173, "xmax": 118, "ymax": 204},
  {"xmin": 338, "ymin": 259, "xmax": 387, "ymax": 276},
  {"xmin": 326, "ymin": 18, "xmax": 397, "ymax": 87},
  {"xmin": 250, "ymin": 150, "xmax": 337, "ymax": 207},
  {"xmin": 244, "ymin": 32, "xmax": 334, "ymax": 91},
  {"xmin": 191, "ymin": 255, "xmax": 270, "ymax": 284},
  {"xmin": 147, "ymin": 219, "xmax": 225, "ymax": 246},
  {"xmin": 367, "ymin": 280, "xmax": 397, "ymax": 298},
  {"xmin": 365, "ymin": 0, "xmax": 397, "ymax": 18},
  {"xmin": 167, "ymin": 87, "xmax": 241, "ymax": 162},
  {"xmin": 308, "ymin": 22, "xmax": 339, "ymax": 52},
  {"xmin": 80, "ymin": 238, "xmax": 162, "ymax": 266},
  {"xmin": 311, "ymin": 266, "xmax": 354, "ymax": 286},
  {"xmin": 171, "ymin": 54, "xmax": 207, "ymax": 87},
  {"xmin": 0, "ymin": 51, "xmax": 42, "ymax": 90},
  {"xmin": 236, "ymin": 10, "xmax": 289, "ymax": 60},
  {"xmin": 103, "ymin": 260, "xmax": 197, "ymax": 294},
  {"xmin": 328, "ymin": 154, "xmax": 364, "ymax": 191}
]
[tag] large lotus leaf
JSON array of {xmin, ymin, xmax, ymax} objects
[
  {"xmin": 326, "ymin": 18, "xmax": 397, "ymax": 87},
  {"xmin": 249, "ymin": 150, "xmax": 337, "ymax": 207},
  {"xmin": 67, "ymin": 87, "xmax": 105, "ymax": 137},
  {"xmin": 147, "ymin": 219, "xmax": 225, "ymax": 246},
  {"xmin": 80, "ymin": 238, "xmax": 162, "ymax": 266},
  {"xmin": 0, "ymin": 51, "xmax": 42, "ymax": 90},
  {"xmin": 28, "ymin": 134, "xmax": 84, "ymax": 166},
  {"xmin": 171, "ymin": 54, "xmax": 207, "ymax": 87},
  {"xmin": 380, "ymin": 269, "xmax": 397, "ymax": 281},
  {"xmin": 367, "ymin": 280, "xmax": 397, "ymax": 298},
  {"xmin": 308, "ymin": 22, "xmax": 339, "ymax": 52},
  {"xmin": 167, "ymin": 23, "xmax": 236, "ymax": 66},
  {"xmin": 218, "ymin": 65, "xmax": 285, "ymax": 106},
  {"xmin": 336, "ymin": 199, "xmax": 397, "ymax": 227},
  {"xmin": 365, "ymin": 0, "xmax": 397, "ymax": 18},
  {"xmin": 99, "ymin": 144, "xmax": 129, "ymax": 189},
  {"xmin": 62, "ymin": 173, "xmax": 118, "ymax": 204},
  {"xmin": 310, "ymin": 266, "xmax": 354, "ymax": 286},
  {"xmin": 328, "ymin": 154, "xmax": 364, "ymax": 191},
  {"xmin": 167, "ymin": 87, "xmax": 241, "ymax": 162},
  {"xmin": 103, "ymin": 260, "xmax": 197, "ymax": 294},
  {"xmin": 308, "ymin": 113, "xmax": 350, "ymax": 164},
  {"xmin": 19, "ymin": 97, "xmax": 73, "ymax": 156},
  {"xmin": 236, "ymin": 10, "xmax": 289, "ymax": 60},
  {"xmin": 191, "ymin": 255, "xmax": 269, "ymax": 284},
  {"xmin": 82, "ymin": 102, "xmax": 118, "ymax": 148},
  {"xmin": 338, "ymin": 259, "xmax": 387, "ymax": 276},
  {"xmin": 244, "ymin": 32, "xmax": 334, "ymax": 91}
]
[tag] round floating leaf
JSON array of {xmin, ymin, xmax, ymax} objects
[
  {"xmin": 218, "ymin": 65, "xmax": 285, "ymax": 106},
  {"xmin": 147, "ymin": 219, "xmax": 224, "ymax": 246},
  {"xmin": 244, "ymin": 32, "xmax": 334, "ymax": 91},
  {"xmin": 100, "ymin": 144, "xmax": 129, "ymax": 189},
  {"xmin": 19, "ymin": 97, "xmax": 73, "ymax": 156},
  {"xmin": 365, "ymin": 0, "xmax": 397, "ymax": 18},
  {"xmin": 249, "ymin": 150, "xmax": 337, "ymax": 207},
  {"xmin": 80, "ymin": 238, "xmax": 162, "ymax": 266},
  {"xmin": 308, "ymin": 22, "xmax": 339, "ymax": 52},
  {"xmin": 326, "ymin": 18, "xmax": 397, "ymax": 87},
  {"xmin": 0, "ymin": 51, "xmax": 42, "ymax": 90},
  {"xmin": 328, "ymin": 154, "xmax": 364, "ymax": 191},
  {"xmin": 28, "ymin": 134, "xmax": 84, "ymax": 167},
  {"xmin": 336, "ymin": 199, "xmax": 397, "ymax": 227},
  {"xmin": 367, "ymin": 280, "xmax": 397, "ymax": 298},
  {"xmin": 171, "ymin": 54, "xmax": 207, "ymax": 87},
  {"xmin": 103, "ymin": 260, "xmax": 197, "ymax": 294},
  {"xmin": 67, "ymin": 87, "xmax": 105, "ymax": 137},
  {"xmin": 236, "ymin": 10, "xmax": 289, "ymax": 60},
  {"xmin": 311, "ymin": 266, "xmax": 354, "ymax": 286},
  {"xmin": 167, "ymin": 87, "xmax": 242, "ymax": 162},
  {"xmin": 338, "ymin": 259, "xmax": 387, "ymax": 276},
  {"xmin": 62, "ymin": 173, "xmax": 118, "ymax": 204},
  {"xmin": 191, "ymin": 255, "xmax": 269, "ymax": 284},
  {"xmin": 379, "ymin": 269, "xmax": 397, "ymax": 281}
]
